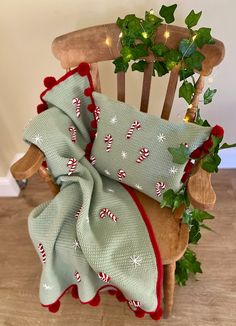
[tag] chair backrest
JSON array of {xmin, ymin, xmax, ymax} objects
[{"xmin": 52, "ymin": 23, "xmax": 225, "ymax": 122}]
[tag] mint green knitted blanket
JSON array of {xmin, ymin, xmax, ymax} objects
[{"xmin": 23, "ymin": 64, "xmax": 163, "ymax": 320}]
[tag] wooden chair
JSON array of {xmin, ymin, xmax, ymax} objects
[{"xmin": 10, "ymin": 23, "xmax": 224, "ymax": 318}]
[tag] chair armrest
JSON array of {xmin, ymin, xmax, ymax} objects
[
  {"xmin": 187, "ymin": 165, "xmax": 216, "ymax": 211},
  {"xmin": 10, "ymin": 144, "xmax": 44, "ymax": 180}
]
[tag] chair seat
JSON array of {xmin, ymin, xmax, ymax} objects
[{"xmin": 133, "ymin": 189, "xmax": 189, "ymax": 265}]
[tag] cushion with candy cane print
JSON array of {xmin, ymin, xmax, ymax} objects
[{"xmin": 91, "ymin": 91, "xmax": 213, "ymax": 202}]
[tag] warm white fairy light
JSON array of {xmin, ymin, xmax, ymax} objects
[
  {"xmin": 192, "ymin": 34, "xmax": 197, "ymax": 41},
  {"xmin": 141, "ymin": 31, "xmax": 148, "ymax": 38},
  {"xmin": 119, "ymin": 32, "xmax": 123, "ymax": 38},
  {"xmin": 188, "ymin": 104, "xmax": 193, "ymax": 109},
  {"xmin": 164, "ymin": 30, "xmax": 170, "ymax": 39},
  {"xmin": 149, "ymin": 9, "xmax": 155, "ymax": 14}
]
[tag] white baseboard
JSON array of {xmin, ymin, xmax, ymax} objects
[
  {"xmin": 219, "ymin": 148, "xmax": 236, "ymax": 169},
  {"xmin": 0, "ymin": 153, "xmax": 24, "ymax": 197}
]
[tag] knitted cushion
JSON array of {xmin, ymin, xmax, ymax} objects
[{"xmin": 91, "ymin": 92, "xmax": 212, "ymax": 202}]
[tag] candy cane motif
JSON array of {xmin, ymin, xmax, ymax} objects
[
  {"xmin": 98, "ymin": 272, "xmax": 111, "ymax": 283},
  {"xmin": 68, "ymin": 126, "xmax": 77, "ymax": 143},
  {"xmin": 38, "ymin": 243, "xmax": 46, "ymax": 264},
  {"xmin": 90, "ymin": 154, "xmax": 96, "ymax": 165},
  {"xmin": 74, "ymin": 271, "xmax": 81, "ymax": 283},
  {"xmin": 136, "ymin": 148, "xmax": 150, "ymax": 163},
  {"xmin": 117, "ymin": 169, "xmax": 126, "ymax": 182},
  {"xmin": 129, "ymin": 300, "xmax": 141, "ymax": 307},
  {"xmin": 72, "ymin": 98, "xmax": 81, "ymax": 118},
  {"xmin": 104, "ymin": 134, "xmax": 113, "ymax": 152},
  {"xmin": 94, "ymin": 106, "xmax": 100, "ymax": 122},
  {"xmin": 75, "ymin": 206, "xmax": 82, "ymax": 219},
  {"xmin": 155, "ymin": 181, "xmax": 166, "ymax": 197},
  {"xmin": 67, "ymin": 157, "xmax": 77, "ymax": 175},
  {"xmin": 99, "ymin": 208, "xmax": 118, "ymax": 222},
  {"xmin": 126, "ymin": 121, "xmax": 141, "ymax": 139}
]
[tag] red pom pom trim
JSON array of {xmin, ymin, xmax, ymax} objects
[
  {"xmin": 190, "ymin": 148, "xmax": 203, "ymax": 159},
  {"xmin": 150, "ymin": 308, "xmax": 163, "ymax": 320},
  {"xmin": 211, "ymin": 125, "xmax": 224, "ymax": 138},
  {"xmin": 108, "ymin": 289, "xmax": 117, "ymax": 296},
  {"xmin": 89, "ymin": 130, "xmax": 97, "ymax": 140},
  {"xmin": 44, "ymin": 76, "xmax": 57, "ymax": 89},
  {"xmin": 84, "ymin": 87, "xmax": 93, "ymax": 97},
  {"xmin": 135, "ymin": 308, "xmax": 145, "ymax": 318},
  {"xmin": 37, "ymin": 103, "xmax": 48, "ymax": 114},
  {"xmin": 184, "ymin": 160, "xmax": 194, "ymax": 174},
  {"xmin": 78, "ymin": 62, "xmax": 90, "ymax": 76},
  {"xmin": 90, "ymin": 120, "xmax": 97, "ymax": 129},
  {"xmin": 181, "ymin": 172, "xmax": 190, "ymax": 184},
  {"xmin": 88, "ymin": 293, "xmax": 100, "ymax": 306},
  {"xmin": 87, "ymin": 103, "xmax": 96, "ymax": 113},
  {"xmin": 116, "ymin": 291, "xmax": 126, "ymax": 302},
  {"xmin": 48, "ymin": 300, "xmax": 60, "ymax": 313}
]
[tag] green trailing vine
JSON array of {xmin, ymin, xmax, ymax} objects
[
  {"xmin": 113, "ymin": 4, "xmax": 236, "ymax": 286},
  {"xmin": 113, "ymin": 5, "xmax": 216, "ymax": 107}
]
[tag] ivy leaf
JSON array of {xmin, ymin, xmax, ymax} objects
[
  {"xmin": 220, "ymin": 142, "xmax": 236, "ymax": 150},
  {"xmin": 120, "ymin": 46, "xmax": 134, "ymax": 62},
  {"xmin": 203, "ymin": 88, "xmax": 217, "ymax": 104},
  {"xmin": 159, "ymin": 4, "xmax": 177, "ymax": 24},
  {"xmin": 189, "ymin": 220, "xmax": 201, "ymax": 244},
  {"xmin": 185, "ymin": 51, "xmax": 205, "ymax": 71},
  {"xmin": 179, "ymin": 81, "xmax": 195, "ymax": 104},
  {"xmin": 179, "ymin": 39, "xmax": 197, "ymax": 57},
  {"xmin": 152, "ymin": 43, "xmax": 168, "ymax": 56},
  {"xmin": 192, "ymin": 209, "xmax": 214, "ymax": 222},
  {"xmin": 131, "ymin": 60, "xmax": 147, "ymax": 72},
  {"xmin": 185, "ymin": 10, "xmax": 202, "ymax": 29},
  {"xmin": 201, "ymin": 153, "xmax": 221, "ymax": 172},
  {"xmin": 168, "ymin": 143, "xmax": 190, "ymax": 164},
  {"xmin": 164, "ymin": 49, "xmax": 181, "ymax": 70},
  {"xmin": 179, "ymin": 68, "xmax": 194, "ymax": 81},
  {"xmin": 112, "ymin": 57, "xmax": 129, "ymax": 73},
  {"xmin": 175, "ymin": 248, "xmax": 202, "ymax": 286},
  {"xmin": 172, "ymin": 193, "xmax": 185, "ymax": 212},
  {"xmin": 131, "ymin": 44, "xmax": 149, "ymax": 60},
  {"xmin": 153, "ymin": 61, "xmax": 169, "ymax": 77},
  {"xmin": 160, "ymin": 189, "xmax": 176, "ymax": 208},
  {"xmin": 200, "ymin": 223, "xmax": 214, "ymax": 232},
  {"xmin": 195, "ymin": 27, "xmax": 214, "ymax": 48},
  {"xmin": 183, "ymin": 209, "xmax": 193, "ymax": 227},
  {"xmin": 145, "ymin": 11, "xmax": 163, "ymax": 26}
]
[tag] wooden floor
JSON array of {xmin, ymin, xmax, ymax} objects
[{"xmin": 0, "ymin": 170, "xmax": 235, "ymax": 326}]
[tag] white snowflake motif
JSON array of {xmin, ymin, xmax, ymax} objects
[
  {"xmin": 130, "ymin": 255, "xmax": 142, "ymax": 268},
  {"xmin": 72, "ymin": 239, "xmax": 80, "ymax": 251},
  {"xmin": 157, "ymin": 133, "xmax": 166, "ymax": 142},
  {"xmin": 43, "ymin": 283, "xmax": 53, "ymax": 290},
  {"xmin": 32, "ymin": 134, "xmax": 43, "ymax": 145},
  {"xmin": 169, "ymin": 166, "xmax": 178, "ymax": 175},
  {"xmin": 110, "ymin": 115, "xmax": 118, "ymax": 124},
  {"xmin": 104, "ymin": 169, "xmax": 111, "ymax": 176},
  {"xmin": 121, "ymin": 151, "xmax": 128, "ymax": 159},
  {"xmin": 107, "ymin": 188, "xmax": 115, "ymax": 193},
  {"xmin": 135, "ymin": 184, "xmax": 143, "ymax": 190}
]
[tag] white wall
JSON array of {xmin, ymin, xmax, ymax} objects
[{"xmin": 0, "ymin": 0, "xmax": 235, "ymax": 176}]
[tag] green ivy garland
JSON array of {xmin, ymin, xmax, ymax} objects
[{"xmin": 112, "ymin": 4, "xmax": 236, "ymax": 286}]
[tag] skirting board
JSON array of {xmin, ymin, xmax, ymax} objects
[
  {"xmin": 0, "ymin": 153, "xmax": 24, "ymax": 197},
  {"xmin": 219, "ymin": 148, "xmax": 236, "ymax": 169}
]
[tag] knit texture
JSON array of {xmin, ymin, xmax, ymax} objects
[
  {"xmin": 91, "ymin": 92, "xmax": 212, "ymax": 202},
  {"xmin": 23, "ymin": 65, "xmax": 162, "ymax": 318}
]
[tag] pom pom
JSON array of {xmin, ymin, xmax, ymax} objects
[
  {"xmin": 203, "ymin": 138, "xmax": 213, "ymax": 153},
  {"xmin": 116, "ymin": 291, "xmax": 126, "ymax": 302},
  {"xmin": 84, "ymin": 88, "xmax": 93, "ymax": 97},
  {"xmin": 150, "ymin": 308, "xmax": 163, "ymax": 320},
  {"xmin": 89, "ymin": 130, "xmax": 97, "ymax": 140},
  {"xmin": 78, "ymin": 62, "xmax": 90, "ymax": 76},
  {"xmin": 181, "ymin": 172, "xmax": 190, "ymax": 184},
  {"xmin": 184, "ymin": 161, "xmax": 194, "ymax": 174},
  {"xmin": 44, "ymin": 76, "xmax": 57, "ymax": 88},
  {"xmin": 211, "ymin": 125, "xmax": 224, "ymax": 138},
  {"xmin": 89, "ymin": 293, "xmax": 100, "ymax": 306},
  {"xmin": 48, "ymin": 300, "xmax": 61, "ymax": 313},
  {"xmin": 42, "ymin": 160, "xmax": 48, "ymax": 168},
  {"xmin": 37, "ymin": 103, "xmax": 48, "ymax": 114},
  {"xmin": 190, "ymin": 148, "xmax": 202, "ymax": 159},
  {"xmin": 108, "ymin": 290, "xmax": 117, "ymax": 296},
  {"xmin": 90, "ymin": 120, "xmax": 97, "ymax": 129},
  {"xmin": 135, "ymin": 308, "xmax": 145, "ymax": 318},
  {"xmin": 71, "ymin": 285, "xmax": 79, "ymax": 299},
  {"xmin": 87, "ymin": 103, "xmax": 96, "ymax": 112}
]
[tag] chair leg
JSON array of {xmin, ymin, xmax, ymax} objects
[{"xmin": 163, "ymin": 261, "xmax": 176, "ymax": 318}]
